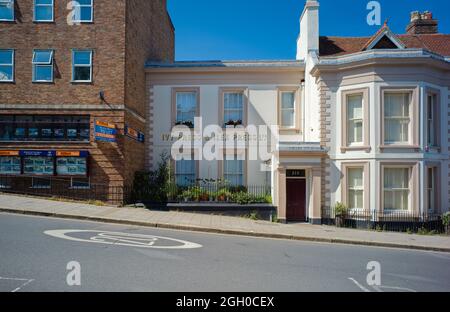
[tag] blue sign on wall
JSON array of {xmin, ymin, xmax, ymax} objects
[
  {"xmin": 20, "ymin": 150, "xmax": 56, "ymax": 157},
  {"xmin": 95, "ymin": 120, "xmax": 117, "ymax": 143}
]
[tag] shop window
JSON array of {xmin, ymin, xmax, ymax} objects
[
  {"xmin": 56, "ymin": 157, "xmax": 87, "ymax": 176},
  {"xmin": 24, "ymin": 157, "xmax": 54, "ymax": 175},
  {"xmin": 0, "ymin": 156, "xmax": 21, "ymax": 175},
  {"xmin": 71, "ymin": 177, "xmax": 90, "ymax": 189},
  {"xmin": 32, "ymin": 177, "xmax": 51, "ymax": 189},
  {"xmin": 175, "ymin": 159, "xmax": 196, "ymax": 186}
]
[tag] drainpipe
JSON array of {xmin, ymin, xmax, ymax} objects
[{"xmin": 301, "ymin": 80, "xmax": 306, "ymax": 138}]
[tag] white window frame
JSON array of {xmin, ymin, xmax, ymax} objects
[
  {"xmin": 223, "ymin": 92, "xmax": 244, "ymax": 126},
  {"xmin": 383, "ymin": 91, "xmax": 412, "ymax": 145},
  {"xmin": 72, "ymin": 50, "xmax": 93, "ymax": 83},
  {"xmin": 0, "ymin": 49, "xmax": 14, "ymax": 82},
  {"xmin": 383, "ymin": 167, "xmax": 411, "ymax": 212},
  {"xmin": 72, "ymin": 0, "xmax": 93, "ymax": 23},
  {"xmin": 175, "ymin": 159, "xmax": 197, "ymax": 186},
  {"xmin": 176, "ymin": 91, "xmax": 197, "ymax": 125},
  {"xmin": 346, "ymin": 94, "xmax": 364, "ymax": 145},
  {"xmin": 347, "ymin": 167, "xmax": 364, "ymax": 211},
  {"xmin": 0, "ymin": 0, "xmax": 14, "ymax": 22},
  {"xmin": 33, "ymin": 0, "xmax": 54, "ymax": 22},
  {"xmin": 223, "ymin": 156, "xmax": 244, "ymax": 186},
  {"xmin": 280, "ymin": 91, "xmax": 296, "ymax": 129},
  {"xmin": 32, "ymin": 49, "xmax": 54, "ymax": 82}
]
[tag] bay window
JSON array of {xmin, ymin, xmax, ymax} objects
[
  {"xmin": 34, "ymin": 0, "xmax": 54, "ymax": 22},
  {"xmin": 347, "ymin": 168, "xmax": 364, "ymax": 210},
  {"xmin": 0, "ymin": 0, "xmax": 14, "ymax": 21},
  {"xmin": 33, "ymin": 50, "xmax": 54, "ymax": 82},
  {"xmin": 0, "ymin": 49, "xmax": 14, "ymax": 82},
  {"xmin": 426, "ymin": 92, "xmax": 440, "ymax": 148},
  {"xmin": 383, "ymin": 92, "xmax": 412, "ymax": 145},
  {"xmin": 347, "ymin": 95, "xmax": 363, "ymax": 144},
  {"xmin": 383, "ymin": 168, "xmax": 410, "ymax": 211}
]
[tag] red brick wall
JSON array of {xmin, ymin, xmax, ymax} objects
[{"xmin": 0, "ymin": 0, "xmax": 127, "ymax": 106}]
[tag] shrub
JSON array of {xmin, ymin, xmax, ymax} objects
[
  {"xmin": 443, "ymin": 212, "xmax": 450, "ymax": 227},
  {"xmin": 334, "ymin": 202, "xmax": 348, "ymax": 217}
]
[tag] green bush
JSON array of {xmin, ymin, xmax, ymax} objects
[
  {"xmin": 442, "ymin": 212, "xmax": 450, "ymax": 227},
  {"xmin": 334, "ymin": 202, "xmax": 348, "ymax": 217}
]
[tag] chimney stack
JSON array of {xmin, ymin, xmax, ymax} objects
[{"xmin": 406, "ymin": 11, "xmax": 438, "ymax": 34}]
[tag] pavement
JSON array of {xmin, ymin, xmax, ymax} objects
[
  {"xmin": 1, "ymin": 213, "xmax": 450, "ymax": 292},
  {"xmin": 0, "ymin": 193, "xmax": 449, "ymax": 253}
]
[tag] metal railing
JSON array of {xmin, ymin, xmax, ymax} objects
[
  {"xmin": 321, "ymin": 206, "xmax": 445, "ymax": 233},
  {"xmin": 0, "ymin": 175, "xmax": 127, "ymax": 206}
]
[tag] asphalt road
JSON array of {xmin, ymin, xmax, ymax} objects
[{"xmin": 0, "ymin": 212, "xmax": 449, "ymax": 292}]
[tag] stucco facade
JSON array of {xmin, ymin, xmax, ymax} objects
[{"xmin": 146, "ymin": 0, "xmax": 450, "ymax": 222}]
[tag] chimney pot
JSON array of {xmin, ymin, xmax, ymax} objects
[{"xmin": 407, "ymin": 11, "xmax": 438, "ymax": 34}]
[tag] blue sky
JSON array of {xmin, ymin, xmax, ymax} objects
[{"xmin": 167, "ymin": 0, "xmax": 450, "ymax": 61}]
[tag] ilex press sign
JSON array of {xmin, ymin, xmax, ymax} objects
[{"xmin": 94, "ymin": 120, "xmax": 117, "ymax": 143}]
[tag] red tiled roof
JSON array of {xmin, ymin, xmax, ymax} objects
[{"xmin": 319, "ymin": 33, "xmax": 450, "ymax": 57}]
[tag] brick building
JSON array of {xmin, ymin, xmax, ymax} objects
[{"xmin": 0, "ymin": 0, "xmax": 174, "ymax": 203}]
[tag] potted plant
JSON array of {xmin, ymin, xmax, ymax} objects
[
  {"xmin": 334, "ymin": 202, "xmax": 348, "ymax": 228},
  {"xmin": 443, "ymin": 212, "xmax": 450, "ymax": 235}
]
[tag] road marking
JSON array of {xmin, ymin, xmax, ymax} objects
[
  {"xmin": 348, "ymin": 278, "xmax": 371, "ymax": 292},
  {"xmin": 0, "ymin": 277, "xmax": 34, "ymax": 292},
  {"xmin": 44, "ymin": 230, "xmax": 203, "ymax": 249}
]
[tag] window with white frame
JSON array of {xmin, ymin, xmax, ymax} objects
[
  {"xmin": 175, "ymin": 159, "xmax": 196, "ymax": 186},
  {"xmin": 34, "ymin": 0, "xmax": 53, "ymax": 22},
  {"xmin": 0, "ymin": 0, "xmax": 14, "ymax": 21},
  {"xmin": 72, "ymin": 0, "xmax": 93, "ymax": 23},
  {"xmin": 427, "ymin": 167, "xmax": 436, "ymax": 213},
  {"xmin": 347, "ymin": 168, "xmax": 364, "ymax": 210},
  {"xmin": 384, "ymin": 92, "xmax": 411, "ymax": 144},
  {"xmin": 347, "ymin": 94, "xmax": 363, "ymax": 144},
  {"xmin": 384, "ymin": 168, "xmax": 410, "ymax": 211},
  {"xmin": 0, "ymin": 49, "xmax": 14, "ymax": 82},
  {"xmin": 176, "ymin": 92, "xmax": 197, "ymax": 127},
  {"xmin": 224, "ymin": 156, "xmax": 244, "ymax": 186},
  {"xmin": 72, "ymin": 50, "xmax": 92, "ymax": 82},
  {"xmin": 280, "ymin": 91, "xmax": 296, "ymax": 128},
  {"xmin": 33, "ymin": 50, "xmax": 53, "ymax": 82},
  {"xmin": 427, "ymin": 93, "xmax": 438, "ymax": 147},
  {"xmin": 224, "ymin": 92, "xmax": 244, "ymax": 126}
]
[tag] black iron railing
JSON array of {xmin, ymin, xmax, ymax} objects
[
  {"xmin": 321, "ymin": 206, "xmax": 445, "ymax": 234},
  {"xmin": 0, "ymin": 175, "xmax": 127, "ymax": 205}
]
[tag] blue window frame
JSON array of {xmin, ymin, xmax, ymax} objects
[{"xmin": 72, "ymin": 0, "xmax": 93, "ymax": 23}]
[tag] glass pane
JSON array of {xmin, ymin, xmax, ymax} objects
[
  {"xmin": 0, "ymin": 65, "xmax": 13, "ymax": 81},
  {"xmin": 176, "ymin": 92, "xmax": 196, "ymax": 123},
  {"xmin": 80, "ymin": 6, "xmax": 92, "ymax": 21},
  {"xmin": 35, "ymin": 6, "xmax": 52, "ymax": 21},
  {"xmin": 384, "ymin": 168, "xmax": 409, "ymax": 189},
  {"xmin": 347, "ymin": 95, "xmax": 363, "ymax": 119},
  {"xmin": 281, "ymin": 110, "xmax": 294, "ymax": 128},
  {"xmin": 57, "ymin": 157, "xmax": 87, "ymax": 176},
  {"xmin": 33, "ymin": 50, "xmax": 52, "ymax": 64},
  {"xmin": 34, "ymin": 65, "xmax": 52, "ymax": 81},
  {"xmin": 349, "ymin": 190, "xmax": 363, "ymax": 209},
  {"xmin": 0, "ymin": 157, "xmax": 21, "ymax": 174},
  {"xmin": 0, "ymin": 50, "xmax": 13, "ymax": 64},
  {"xmin": 74, "ymin": 66, "xmax": 91, "ymax": 81},
  {"xmin": 36, "ymin": 0, "xmax": 53, "ymax": 4},
  {"xmin": 73, "ymin": 51, "xmax": 91, "ymax": 65},
  {"xmin": 348, "ymin": 168, "xmax": 363, "ymax": 188},
  {"xmin": 282, "ymin": 92, "xmax": 295, "ymax": 109},
  {"xmin": 0, "ymin": 1, "xmax": 14, "ymax": 20},
  {"xmin": 24, "ymin": 157, "xmax": 54, "ymax": 175}
]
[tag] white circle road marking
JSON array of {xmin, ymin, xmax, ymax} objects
[{"xmin": 44, "ymin": 230, "xmax": 203, "ymax": 249}]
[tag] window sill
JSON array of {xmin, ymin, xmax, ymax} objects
[
  {"xmin": 71, "ymin": 81, "xmax": 93, "ymax": 85},
  {"xmin": 33, "ymin": 21, "xmax": 55, "ymax": 24},
  {"xmin": 69, "ymin": 187, "xmax": 91, "ymax": 190},
  {"xmin": 30, "ymin": 186, "xmax": 51, "ymax": 190},
  {"xmin": 0, "ymin": 20, "xmax": 15, "ymax": 23},
  {"xmin": 379, "ymin": 145, "xmax": 420, "ymax": 150},
  {"xmin": 0, "ymin": 80, "xmax": 15, "ymax": 84},
  {"xmin": 32, "ymin": 81, "xmax": 54, "ymax": 84},
  {"xmin": 341, "ymin": 146, "xmax": 371, "ymax": 153}
]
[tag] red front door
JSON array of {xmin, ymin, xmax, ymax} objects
[{"xmin": 286, "ymin": 179, "xmax": 306, "ymax": 222}]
